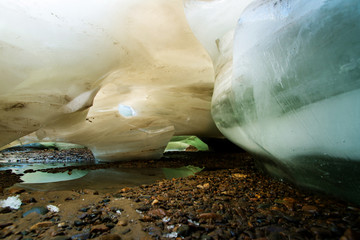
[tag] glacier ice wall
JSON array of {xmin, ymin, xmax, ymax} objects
[
  {"xmin": 186, "ymin": 0, "xmax": 360, "ymax": 203},
  {"xmin": 0, "ymin": 0, "xmax": 220, "ymax": 160}
]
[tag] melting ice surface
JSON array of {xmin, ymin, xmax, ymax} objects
[{"xmin": 186, "ymin": 0, "xmax": 360, "ymax": 203}]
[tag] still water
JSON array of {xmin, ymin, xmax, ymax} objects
[{"xmin": 1, "ymin": 161, "xmax": 203, "ymax": 193}]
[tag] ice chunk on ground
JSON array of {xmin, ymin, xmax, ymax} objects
[
  {"xmin": 47, "ymin": 205, "xmax": 59, "ymax": 213},
  {"xmin": 0, "ymin": 195, "xmax": 22, "ymax": 209}
]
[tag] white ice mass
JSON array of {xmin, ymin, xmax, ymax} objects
[
  {"xmin": 1, "ymin": 0, "xmax": 360, "ymax": 203},
  {"xmin": 0, "ymin": 195, "xmax": 22, "ymax": 209},
  {"xmin": 0, "ymin": 0, "xmax": 220, "ymax": 161},
  {"xmin": 185, "ymin": 0, "xmax": 360, "ymax": 202}
]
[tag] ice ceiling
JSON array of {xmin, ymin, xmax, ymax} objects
[{"xmin": 1, "ymin": 0, "xmax": 360, "ymax": 202}]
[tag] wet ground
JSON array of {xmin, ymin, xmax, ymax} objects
[{"xmin": 0, "ymin": 148, "xmax": 360, "ymax": 239}]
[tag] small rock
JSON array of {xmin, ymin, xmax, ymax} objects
[
  {"xmin": 177, "ymin": 225, "xmax": 191, "ymax": 237},
  {"xmin": 140, "ymin": 216, "xmax": 153, "ymax": 222},
  {"xmin": 147, "ymin": 226, "xmax": 162, "ymax": 238},
  {"xmin": 198, "ymin": 213, "xmax": 222, "ymax": 220},
  {"xmin": 117, "ymin": 220, "xmax": 128, "ymax": 226},
  {"xmin": 100, "ymin": 199, "xmax": 111, "ymax": 204},
  {"xmin": 136, "ymin": 206, "xmax": 150, "ymax": 212},
  {"xmin": 120, "ymin": 187, "xmax": 131, "ymax": 193},
  {"xmin": 0, "ymin": 222, "xmax": 12, "ymax": 229},
  {"xmin": 0, "ymin": 207, "xmax": 11, "ymax": 214},
  {"xmin": 302, "ymin": 205, "xmax": 318, "ymax": 213},
  {"xmin": 232, "ymin": 173, "xmax": 247, "ymax": 178},
  {"xmin": 30, "ymin": 221, "xmax": 53, "ymax": 231},
  {"xmin": 203, "ymin": 183, "xmax": 210, "ymax": 189},
  {"xmin": 151, "ymin": 199, "xmax": 159, "ymax": 205},
  {"xmin": 341, "ymin": 228, "xmax": 360, "ymax": 240},
  {"xmin": 147, "ymin": 208, "xmax": 167, "ymax": 218},
  {"xmin": 121, "ymin": 228, "xmax": 131, "ymax": 234},
  {"xmin": 70, "ymin": 232, "xmax": 90, "ymax": 240},
  {"xmin": 51, "ymin": 230, "xmax": 65, "ymax": 237},
  {"xmin": 0, "ymin": 228, "xmax": 12, "ymax": 238},
  {"xmin": 78, "ymin": 213, "xmax": 88, "ymax": 220},
  {"xmin": 73, "ymin": 220, "xmax": 85, "ymax": 227},
  {"xmin": 99, "ymin": 234, "xmax": 122, "ymax": 240},
  {"xmin": 79, "ymin": 207, "xmax": 90, "ymax": 212},
  {"xmin": 57, "ymin": 222, "xmax": 68, "ymax": 228},
  {"xmin": 91, "ymin": 224, "xmax": 109, "ymax": 233},
  {"xmin": 22, "ymin": 197, "xmax": 37, "ymax": 204}
]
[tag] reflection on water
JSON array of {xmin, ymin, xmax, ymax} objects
[
  {"xmin": 9, "ymin": 165, "xmax": 203, "ymax": 193},
  {"xmin": 16, "ymin": 168, "xmax": 167, "ymax": 193},
  {"xmin": 162, "ymin": 165, "xmax": 204, "ymax": 179},
  {"xmin": 20, "ymin": 170, "xmax": 89, "ymax": 184},
  {"xmin": 1, "ymin": 153, "xmax": 204, "ymax": 193}
]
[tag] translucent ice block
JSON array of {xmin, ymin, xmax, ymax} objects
[{"xmin": 211, "ymin": 0, "xmax": 360, "ymax": 203}]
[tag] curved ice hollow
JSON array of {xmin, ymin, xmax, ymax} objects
[
  {"xmin": 1, "ymin": 0, "xmax": 220, "ymax": 160},
  {"xmin": 186, "ymin": 0, "xmax": 360, "ymax": 203},
  {"xmin": 0, "ymin": 0, "xmax": 128, "ymax": 146}
]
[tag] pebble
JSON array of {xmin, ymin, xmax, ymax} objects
[
  {"xmin": 302, "ymin": 205, "xmax": 319, "ymax": 213},
  {"xmin": 99, "ymin": 234, "xmax": 122, "ymax": 240},
  {"xmin": 0, "ymin": 222, "xmax": 12, "ymax": 229},
  {"xmin": 0, "ymin": 207, "xmax": 11, "ymax": 214},
  {"xmin": 57, "ymin": 222, "xmax": 68, "ymax": 228},
  {"xmin": 91, "ymin": 224, "xmax": 109, "ymax": 233},
  {"xmin": 177, "ymin": 225, "xmax": 191, "ymax": 237},
  {"xmin": 198, "ymin": 213, "xmax": 222, "ymax": 220},
  {"xmin": 73, "ymin": 220, "xmax": 85, "ymax": 227},
  {"xmin": 117, "ymin": 220, "xmax": 128, "ymax": 226},
  {"xmin": 30, "ymin": 221, "xmax": 53, "ymax": 231},
  {"xmin": 121, "ymin": 228, "xmax": 131, "ymax": 234},
  {"xmin": 70, "ymin": 232, "xmax": 90, "ymax": 240},
  {"xmin": 147, "ymin": 208, "xmax": 167, "ymax": 218}
]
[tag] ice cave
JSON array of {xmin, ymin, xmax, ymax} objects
[{"xmin": 1, "ymin": 0, "xmax": 360, "ymax": 231}]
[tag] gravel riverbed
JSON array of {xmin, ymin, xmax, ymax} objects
[{"xmin": 0, "ymin": 148, "xmax": 359, "ymax": 239}]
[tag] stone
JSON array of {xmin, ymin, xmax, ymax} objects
[
  {"xmin": 22, "ymin": 207, "xmax": 49, "ymax": 217},
  {"xmin": 117, "ymin": 220, "xmax": 128, "ymax": 227},
  {"xmin": 99, "ymin": 234, "xmax": 122, "ymax": 240},
  {"xmin": 147, "ymin": 208, "xmax": 167, "ymax": 218},
  {"xmin": 30, "ymin": 221, "xmax": 53, "ymax": 231},
  {"xmin": 90, "ymin": 224, "xmax": 109, "ymax": 233}
]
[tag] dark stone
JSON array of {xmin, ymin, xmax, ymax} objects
[
  {"xmin": 121, "ymin": 228, "xmax": 131, "ymax": 234},
  {"xmin": 136, "ymin": 206, "xmax": 150, "ymax": 212},
  {"xmin": 22, "ymin": 207, "xmax": 49, "ymax": 217},
  {"xmin": 73, "ymin": 220, "xmax": 85, "ymax": 227},
  {"xmin": 79, "ymin": 208, "xmax": 89, "ymax": 212},
  {"xmin": 0, "ymin": 222, "xmax": 12, "ymax": 229},
  {"xmin": 177, "ymin": 225, "xmax": 191, "ymax": 237},
  {"xmin": 0, "ymin": 207, "xmax": 12, "ymax": 214},
  {"xmin": 71, "ymin": 232, "xmax": 90, "ymax": 240},
  {"xmin": 99, "ymin": 199, "xmax": 110, "ymax": 204}
]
